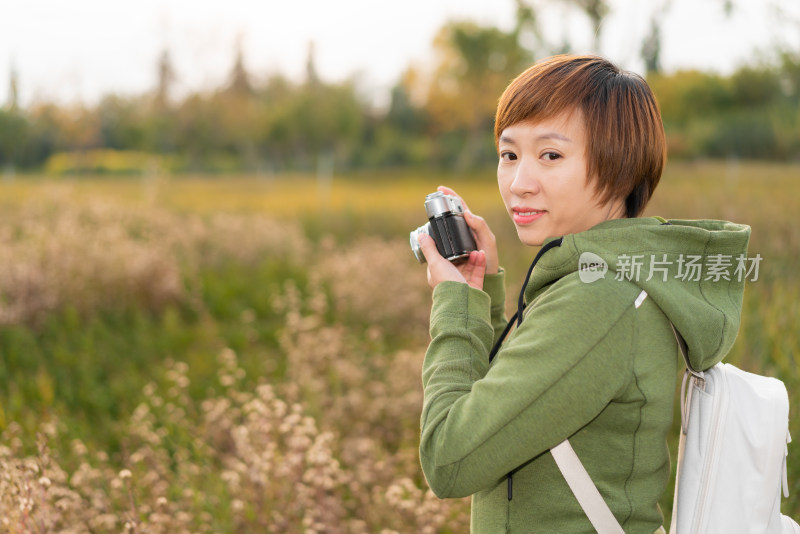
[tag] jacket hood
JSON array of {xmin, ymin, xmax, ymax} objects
[{"xmin": 524, "ymin": 217, "xmax": 751, "ymax": 371}]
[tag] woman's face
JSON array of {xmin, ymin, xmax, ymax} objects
[{"xmin": 497, "ymin": 110, "xmax": 623, "ymax": 246}]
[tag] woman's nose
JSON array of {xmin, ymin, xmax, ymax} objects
[{"xmin": 509, "ymin": 161, "xmax": 540, "ymax": 196}]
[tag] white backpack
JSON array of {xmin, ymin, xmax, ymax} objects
[{"xmin": 551, "ymin": 322, "xmax": 799, "ymax": 533}]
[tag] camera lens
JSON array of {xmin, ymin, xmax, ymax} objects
[{"xmin": 409, "ymin": 224, "xmax": 430, "ymax": 264}]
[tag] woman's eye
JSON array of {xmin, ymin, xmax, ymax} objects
[
  {"xmin": 542, "ymin": 152, "xmax": 561, "ymax": 161},
  {"xmin": 500, "ymin": 151, "xmax": 517, "ymax": 161}
]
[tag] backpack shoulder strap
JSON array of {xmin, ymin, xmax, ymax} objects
[{"xmin": 551, "ymin": 440, "xmax": 625, "ymax": 534}]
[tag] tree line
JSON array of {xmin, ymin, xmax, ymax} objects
[{"xmin": 1, "ymin": 2, "xmax": 799, "ymax": 174}]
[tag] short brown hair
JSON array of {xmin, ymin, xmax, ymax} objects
[{"xmin": 495, "ymin": 55, "xmax": 666, "ymax": 218}]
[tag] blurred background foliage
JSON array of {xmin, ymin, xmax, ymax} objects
[
  {"xmin": 0, "ymin": 0, "xmax": 799, "ymax": 530},
  {"xmin": 1, "ymin": 0, "xmax": 799, "ymax": 176}
]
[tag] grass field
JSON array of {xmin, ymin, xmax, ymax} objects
[{"xmin": 0, "ymin": 160, "xmax": 798, "ymax": 532}]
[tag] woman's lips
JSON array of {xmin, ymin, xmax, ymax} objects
[{"xmin": 512, "ymin": 208, "xmax": 546, "ymax": 225}]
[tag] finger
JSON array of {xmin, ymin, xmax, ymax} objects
[
  {"xmin": 464, "ymin": 250, "xmax": 486, "ymax": 290},
  {"xmin": 458, "ymin": 250, "xmax": 481, "ymax": 277},
  {"xmin": 420, "ymin": 233, "xmax": 466, "ymax": 288},
  {"xmin": 464, "ymin": 210, "xmax": 488, "ymax": 234},
  {"xmin": 417, "ymin": 232, "xmax": 443, "ymax": 264},
  {"xmin": 464, "ymin": 211, "xmax": 499, "ymax": 274},
  {"xmin": 464, "ymin": 211, "xmax": 495, "ymax": 247}
]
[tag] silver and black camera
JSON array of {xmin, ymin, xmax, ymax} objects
[{"xmin": 410, "ymin": 191, "xmax": 477, "ymax": 264}]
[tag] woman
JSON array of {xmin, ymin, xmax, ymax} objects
[{"xmin": 416, "ymin": 55, "xmax": 750, "ymax": 533}]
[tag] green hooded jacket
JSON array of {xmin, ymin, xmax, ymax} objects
[{"xmin": 420, "ymin": 217, "xmax": 752, "ymax": 533}]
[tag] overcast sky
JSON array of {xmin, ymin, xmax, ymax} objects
[{"xmin": 1, "ymin": 0, "xmax": 798, "ymax": 107}]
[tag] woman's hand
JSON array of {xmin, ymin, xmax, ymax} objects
[
  {"xmin": 418, "ymin": 233, "xmax": 486, "ymax": 290},
  {"xmin": 436, "ymin": 185, "xmax": 499, "ymax": 275}
]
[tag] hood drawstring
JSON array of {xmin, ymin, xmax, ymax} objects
[
  {"xmin": 489, "ymin": 237, "xmax": 563, "ymax": 363},
  {"xmin": 487, "ymin": 236, "xmax": 563, "ymax": 506}
]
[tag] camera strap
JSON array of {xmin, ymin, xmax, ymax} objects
[
  {"xmin": 486, "ymin": 236, "xmax": 563, "ymax": 502},
  {"xmin": 488, "ymin": 237, "xmax": 563, "ymax": 363}
]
